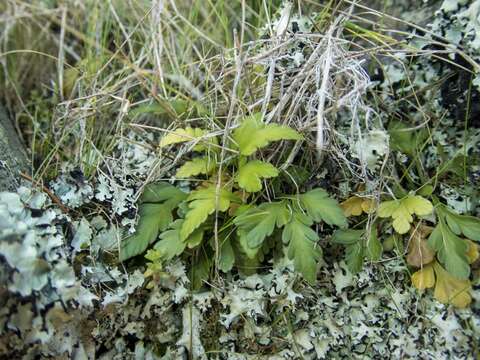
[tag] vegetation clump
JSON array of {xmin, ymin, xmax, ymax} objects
[{"xmin": 0, "ymin": 0, "xmax": 479, "ymax": 358}]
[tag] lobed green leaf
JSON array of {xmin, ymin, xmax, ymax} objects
[
  {"xmin": 140, "ymin": 182, "xmax": 187, "ymax": 206},
  {"xmin": 175, "ymin": 157, "xmax": 216, "ymax": 178},
  {"xmin": 234, "ymin": 201, "xmax": 290, "ymax": 250},
  {"xmin": 299, "ymin": 188, "xmax": 347, "ymax": 228},
  {"xmin": 181, "ymin": 186, "xmax": 236, "ymax": 240},
  {"xmin": 282, "ymin": 213, "xmax": 322, "ymax": 284},
  {"xmin": 232, "ymin": 113, "xmax": 302, "ymax": 156},
  {"xmin": 120, "ymin": 203, "xmax": 172, "ymax": 261},
  {"xmin": 236, "ymin": 160, "xmax": 279, "ymax": 192},
  {"xmin": 443, "ymin": 207, "xmax": 480, "ymax": 241},
  {"xmin": 428, "ymin": 218, "xmax": 470, "ymax": 279}
]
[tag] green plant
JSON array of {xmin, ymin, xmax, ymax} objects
[
  {"xmin": 332, "ymin": 227, "xmax": 382, "ymax": 274},
  {"xmin": 333, "ymin": 190, "xmax": 480, "ymax": 307},
  {"xmin": 426, "ymin": 202, "xmax": 480, "ymax": 279},
  {"xmin": 120, "ymin": 113, "xmax": 347, "ymax": 286},
  {"xmin": 377, "ymin": 194, "xmax": 433, "ymax": 234}
]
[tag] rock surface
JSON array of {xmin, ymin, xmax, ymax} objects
[{"xmin": 0, "ymin": 106, "xmax": 29, "ymax": 191}]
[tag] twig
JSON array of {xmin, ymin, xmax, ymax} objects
[
  {"xmin": 213, "ymin": 24, "xmax": 244, "ymax": 281},
  {"xmin": 19, "ymin": 172, "xmax": 71, "ymax": 214}
]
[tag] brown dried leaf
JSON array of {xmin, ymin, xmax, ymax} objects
[{"xmin": 406, "ymin": 225, "xmax": 435, "ymax": 267}]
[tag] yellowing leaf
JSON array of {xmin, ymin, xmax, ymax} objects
[
  {"xmin": 181, "ymin": 201, "xmax": 214, "ymax": 240},
  {"xmin": 378, "ymin": 195, "xmax": 433, "ymax": 234},
  {"xmin": 159, "ymin": 127, "xmax": 217, "ymax": 151},
  {"xmin": 406, "ymin": 225, "xmax": 435, "ymax": 268},
  {"xmin": 175, "ymin": 157, "xmax": 216, "ymax": 178},
  {"xmin": 232, "ymin": 113, "xmax": 303, "ymax": 156},
  {"xmin": 340, "ymin": 196, "xmax": 375, "ymax": 217},
  {"xmin": 340, "ymin": 196, "xmax": 363, "ymax": 216},
  {"xmin": 392, "ymin": 209, "xmax": 412, "ymax": 234},
  {"xmin": 144, "ymin": 249, "xmax": 163, "ymax": 278},
  {"xmin": 466, "ymin": 239, "xmax": 479, "ymax": 264},
  {"xmin": 361, "ymin": 198, "xmax": 376, "ymax": 213},
  {"xmin": 160, "ymin": 127, "xmax": 206, "ymax": 147},
  {"xmin": 433, "ymin": 262, "xmax": 472, "ymax": 308},
  {"xmin": 402, "ymin": 195, "xmax": 434, "ymax": 216},
  {"xmin": 377, "ymin": 200, "xmax": 401, "ymax": 217},
  {"xmin": 411, "ymin": 265, "xmax": 435, "ymax": 290},
  {"xmin": 236, "ymin": 160, "xmax": 279, "ymax": 192}
]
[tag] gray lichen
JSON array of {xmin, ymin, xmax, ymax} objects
[
  {"xmin": 0, "ymin": 187, "xmax": 97, "ymax": 358},
  {"xmin": 0, "ymin": 185, "xmax": 478, "ymax": 358}
]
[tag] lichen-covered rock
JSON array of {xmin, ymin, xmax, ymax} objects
[
  {"xmin": 0, "ymin": 185, "xmax": 478, "ymax": 358},
  {"xmin": 371, "ymin": 0, "xmax": 480, "ymax": 215},
  {"xmin": 0, "ymin": 187, "xmax": 97, "ymax": 358},
  {"xmin": 50, "ymin": 169, "xmax": 94, "ymax": 209}
]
